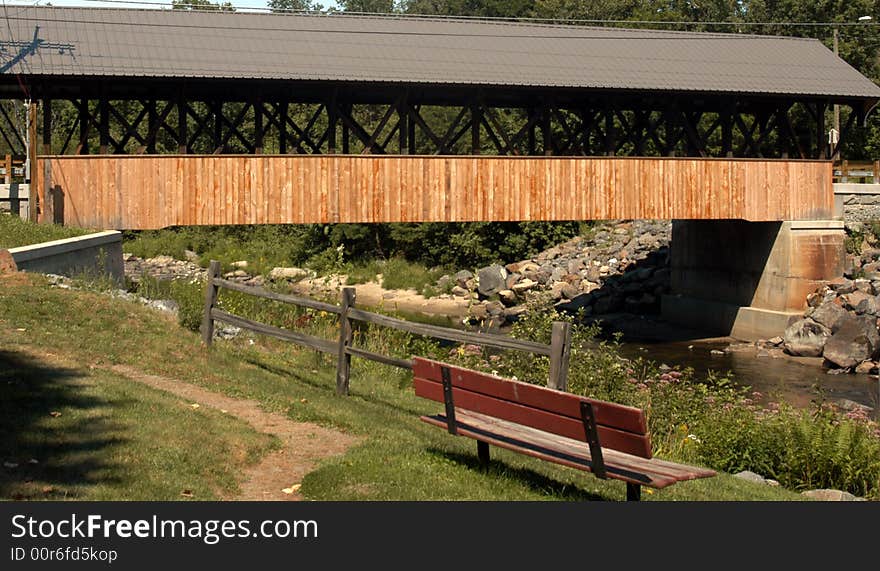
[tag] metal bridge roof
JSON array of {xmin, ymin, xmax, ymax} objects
[{"xmin": 2, "ymin": 6, "xmax": 880, "ymax": 102}]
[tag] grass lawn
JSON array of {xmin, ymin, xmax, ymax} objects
[
  {"xmin": 0, "ymin": 213, "xmax": 93, "ymax": 249},
  {"xmin": 0, "ymin": 272, "xmax": 806, "ymax": 501}
]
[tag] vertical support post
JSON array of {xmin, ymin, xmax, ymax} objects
[
  {"xmin": 254, "ymin": 100, "xmax": 263, "ymax": 154},
  {"xmin": 665, "ymin": 110, "xmax": 676, "ymax": 157},
  {"xmin": 527, "ymin": 107, "xmax": 537, "ymax": 155},
  {"xmin": 41, "ymin": 99, "xmax": 52, "ymax": 155},
  {"xmin": 408, "ymin": 106, "xmax": 416, "ymax": 154},
  {"xmin": 42, "ymin": 156, "xmax": 52, "ymax": 224},
  {"xmin": 341, "ymin": 103, "xmax": 351, "ymax": 154},
  {"xmin": 201, "ymin": 260, "xmax": 221, "ymax": 346},
  {"xmin": 874, "ymin": 160, "xmax": 880, "ymax": 184},
  {"xmin": 146, "ymin": 100, "xmax": 157, "ymax": 154},
  {"xmin": 816, "ymin": 102, "xmax": 827, "ymax": 159},
  {"xmin": 6, "ymin": 154, "xmax": 17, "ymax": 217},
  {"xmin": 278, "ymin": 101, "xmax": 289, "ymax": 154},
  {"xmin": 548, "ymin": 321, "xmax": 572, "ymax": 392},
  {"xmin": 626, "ymin": 483, "xmax": 641, "ymax": 502},
  {"xmin": 604, "ymin": 104, "xmax": 615, "ymax": 156},
  {"xmin": 542, "ymin": 103, "xmax": 552, "ymax": 156},
  {"xmin": 398, "ymin": 98, "xmax": 409, "ymax": 154},
  {"xmin": 177, "ymin": 96, "xmax": 188, "ymax": 154},
  {"xmin": 327, "ymin": 97, "xmax": 338, "ymax": 154},
  {"xmin": 721, "ymin": 108, "xmax": 733, "ymax": 158},
  {"xmin": 477, "ymin": 441, "xmax": 490, "ymax": 469},
  {"xmin": 99, "ymin": 98, "xmax": 110, "ymax": 154},
  {"xmin": 213, "ymin": 101, "xmax": 223, "ymax": 153},
  {"xmin": 27, "ymin": 102, "xmax": 37, "ymax": 221},
  {"xmin": 841, "ymin": 159, "xmax": 849, "ymax": 183},
  {"xmin": 440, "ymin": 365, "xmax": 457, "ymax": 435},
  {"xmin": 336, "ymin": 286, "xmax": 355, "ymax": 395},
  {"xmin": 471, "ymin": 103, "xmax": 481, "ymax": 155},
  {"xmin": 77, "ymin": 99, "xmax": 89, "ymax": 155},
  {"xmin": 580, "ymin": 402, "xmax": 607, "ymax": 479}
]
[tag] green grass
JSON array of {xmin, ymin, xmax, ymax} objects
[
  {"xmin": 0, "ymin": 272, "xmax": 806, "ymax": 501},
  {"xmin": 0, "ymin": 213, "xmax": 92, "ymax": 249},
  {"xmin": 345, "ymin": 257, "xmax": 449, "ymax": 297}
]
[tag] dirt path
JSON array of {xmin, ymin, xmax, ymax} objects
[{"xmin": 110, "ymin": 365, "xmax": 360, "ymax": 501}]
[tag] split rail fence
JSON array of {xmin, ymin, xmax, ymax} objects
[{"xmin": 199, "ymin": 260, "xmax": 572, "ymax": 395}]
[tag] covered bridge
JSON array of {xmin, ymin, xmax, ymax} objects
[
  {"xmin": 3, "ymin": 6, "xmax": 880, "ymax": 339},
  {"xmin": 1, "ymin": 6, "xmax": 879, "ymax": 228}
]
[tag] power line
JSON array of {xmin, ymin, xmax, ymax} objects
[
  {"xmin": 3, "ymin": 11, "xmax": 874, "ymax": 41},
  {"xmin": 11, "ymin": 0, "xmax": 880, "ymax": 29}
]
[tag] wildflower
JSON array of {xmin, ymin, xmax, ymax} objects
[
  {"xmin": 636, "ymin": 383, "xmax": 648, "ymax": 390},
  {"xmin": 686, "ymin": 434, "xmax": 701, "ymax": 444}
]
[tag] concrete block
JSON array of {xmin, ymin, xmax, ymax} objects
[{"xmin": 7, "ymin": 230, "xmax": 123, "ymax": 284}]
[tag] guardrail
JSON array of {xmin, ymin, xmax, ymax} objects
[{"xmin": 199, "ymin": 260, "xmax": 572, "ymax": 396}]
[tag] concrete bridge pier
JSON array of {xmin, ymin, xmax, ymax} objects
[{"xmin": 661, "ymin": 219, "xmax": 846, "ymax": 341}]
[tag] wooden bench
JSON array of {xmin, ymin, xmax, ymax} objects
[{"xmin": 412, "ymin": 357, "xmax": 716, "ymax": 501}]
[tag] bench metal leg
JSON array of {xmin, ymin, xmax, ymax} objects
[
  {"xmin": 477, "ymin": 441, "xmax": 490, "ymax": 469},
  {"xmin": 626, "ymin": 483, "xmax": 641, "ymax": 502}
]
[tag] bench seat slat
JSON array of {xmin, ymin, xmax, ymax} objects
[
  {"xmin": 458, "ymin": 411, "xmax": 716, "ymax": 482},
  {"xmin": 414, "ymin": 377, "xmax": 653, "ymax": 458},
  {"xmin": 413, "ymin": 357, "xmax": 646, "ymax": 435},
  {"xmin": 421, "ymin": 410, "xmax": 716, "ymax": 489}
]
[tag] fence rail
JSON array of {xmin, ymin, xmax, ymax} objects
[
  {"xmin": 200, "ymin": 260, "xmax": 572, "ymax": 395},
  {"xmin": 833, "ymin": 160, "xmax": 880, "ymax": 183},
  {"xmin": 0, "ymin": 154, "xmax": 29, "ymax": 218}
]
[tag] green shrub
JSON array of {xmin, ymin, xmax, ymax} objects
[
  {"xmin": 442, "ymin": 304, "xmax": 880, "ymax": 499},
  {"xmin": 123, "ymin": 221, "xmax": 588, "ymax": 278}
]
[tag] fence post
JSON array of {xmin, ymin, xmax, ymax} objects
[
  {"xmin": 841, "ymin": 159, "xmax": 849, "ymax": 183},
  {"xmin": 201, "ymin": 260, "xmax": 221, "ymax": 346},
  {"xmin": 874, "ymin": 160, "xmax": 879, "ymax": 184},
  {"xmin": 548, "ymin": 321, "xmax": 572, "ymax": 392},
  {"xmin": 336, "ymin": 286, "xmax": 356, "ymax": 396}
]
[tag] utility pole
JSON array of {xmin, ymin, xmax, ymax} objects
[{"xmin": 833, "ymin": 27, "xmax": 840, "ymax": 146}]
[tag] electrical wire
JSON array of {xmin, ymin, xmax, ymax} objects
[{"xmin": 11, "ymin": 0, "xmax": 880, "ymax": 29}]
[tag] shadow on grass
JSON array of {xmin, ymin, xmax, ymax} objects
[
  {"xmin": 0, "ymin": 350, "xmax": 127, "ymax": 500},
  {"xmin": 426, "ymin": 447, "xmax": 608, "ymax": 502}
]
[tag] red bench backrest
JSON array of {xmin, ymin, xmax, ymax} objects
[{"xmin": 412, "ymin": 357, "xmax": 652, "ymax": 459}]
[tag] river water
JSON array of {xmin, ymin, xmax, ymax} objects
[
  {"xmin": 596, "ymin": 315, "xmax": 880, "ymax": 418},
  {"xmin": 616, "ymin": 338, "xmax": 879, "ymax": 413}
]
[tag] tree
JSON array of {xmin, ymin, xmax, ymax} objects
[
  {"xmin": 171, "ymin": 0, "xmax": 235, "ymax": 11},
  {"xmin": 267, "ymin": 0, "xmax": 326, "ymax": 12},
  {"xmin": 403, "ymin": 0, "xmax": 536, "ymax": 19},
  {"xmin": 337, "ymin": 0, "xmax": 399, "ymax": 13}
]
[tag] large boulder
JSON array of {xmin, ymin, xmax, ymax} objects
[
  {"xmin": 810, "ymin": 301, "xmax": 849, "ymax": 332},
  {"xmin": 453, "ymin": 270, "xmax": 474, "ymax": 288},
  {"xmin": 822, "ymin": 314, "xmax": 880, "ymax": 369},
  {"xmin": 268, "ymin": 266, "xmax": 312, "ymax": 281},
  {"xmin": 476, "ymin": 265, "xmax": 507, "ymax": 297},
  {"xmin": 855, "ymin": 295, "xmax": 880, "ymax": 317},
  {"xmin": 555, "ymin": 292, "xmax": 595, "ymax": 314},
  {"xmin": 783, "ymin": 318, "xmax": 831, "ymax": 357}
]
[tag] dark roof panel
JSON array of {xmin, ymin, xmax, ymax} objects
[{"xmin": 2, "ymin": 6, "xmax": 880, "ymax": 100}]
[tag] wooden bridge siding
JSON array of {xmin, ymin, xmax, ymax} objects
[{"xmin": 37, "ymin": 156, "xmax": 833, "ymax": 230}]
